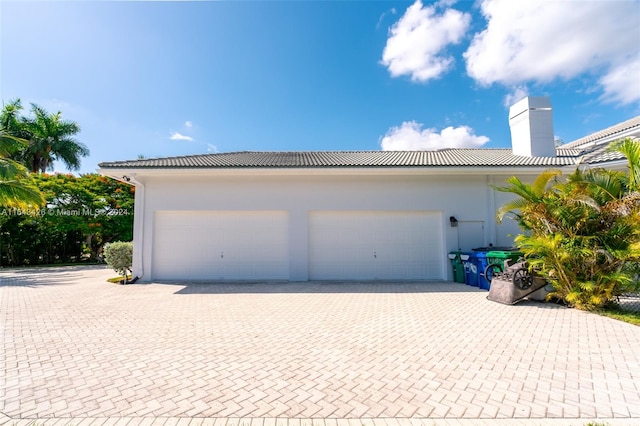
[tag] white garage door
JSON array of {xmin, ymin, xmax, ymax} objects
[
  {"xmin": 152, "ymin": 211, "xmax": 289, "ymax": 280},
  {"xmin": 309, "ymin": 211, "xmax": 443, "ymax": 280}
]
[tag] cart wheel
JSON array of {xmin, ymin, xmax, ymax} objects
[
  {"xmin": 484, "ymin": 263, "xmax": 503, "ymax": 283},
  {"xmin": 512, "ymin": 268, "xmax": 533, "ymax": 290}
]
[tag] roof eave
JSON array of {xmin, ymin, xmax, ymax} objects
[{"xmin": 98, "ymin": 164, "xmax": 578, "ymax": 179}]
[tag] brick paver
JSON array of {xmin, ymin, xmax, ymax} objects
[{"xmin": 1, "ymin": 266, "xmax": 640, "ymax": 425}]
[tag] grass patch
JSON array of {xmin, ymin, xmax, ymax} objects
[
  {"xmin": 595, "ymin": 305, "xmax": 640, "ymax": 326},
  {"xmin": 107, "ymin": 275, "xmax": 132, "ymax": 284}
]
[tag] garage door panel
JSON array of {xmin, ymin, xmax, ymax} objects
[
  {"xmin": 153, "ymin": 211, "xmax": 289, "ymax": 280},
  {"xmin": 309, "ymin": 211, "xmax": 443, "ymax": 280}
]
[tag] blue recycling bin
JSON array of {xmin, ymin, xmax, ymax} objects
[
  {"xmin": 475, "ymin": 251, "xmax": 491, "ymax": 290},
  {"xmin": 471, "ymin": 247, "xmax": 515, "ymax": 290},
  {"xmin": 460, "ymin": 252, "xmax": 479, "ymax": 287},
  {"xmin": 471, "ymin": 248, "xmax": 495, "ymax": 290}
]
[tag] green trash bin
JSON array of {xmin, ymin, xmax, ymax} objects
[
  {"xmin": 484, "ymin": 250, "xmax": 524, "ymax": 283},
  {"xmin": 448, "ymin": 251, "xmax": 466, "ymax": 283}
]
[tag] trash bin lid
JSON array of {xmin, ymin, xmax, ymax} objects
[
  {"xmin": 472, "ymin": 246, "xmax": 514, "ymax": 252},
  {"xmin": 487, "ymin": 250, "xmax": 523, "ymax": 258}
]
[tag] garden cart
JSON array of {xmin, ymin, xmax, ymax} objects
[{"xmin": 486, "ymin": 258, "xmax": 547, "ymax": 305}]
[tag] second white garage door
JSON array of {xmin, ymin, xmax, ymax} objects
[
  {"xmin": 152, "ymin": 211, "xmax": 289, "ymax": 280},
  {"xmin": 309, "ymin": 211, "xmax": 443, "ymax": 280}
]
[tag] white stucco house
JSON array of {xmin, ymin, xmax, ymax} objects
[{"xmin": 98, "ymin": 97, "xmax": 640, "ymax": 282}]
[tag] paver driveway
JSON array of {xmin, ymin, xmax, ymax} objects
[{"xmin": 1, "ymin": 266, "xmax": 640, "ymax": 425}]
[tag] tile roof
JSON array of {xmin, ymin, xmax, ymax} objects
[
  {"xmin": 577, "ymin": 143, "xmax": 628, "ymax": 165},
  {"xmin": 562, "ymin": 115, "xmax": 640, "ymax": 149},
  {"xmin": 99, "ymin": 149, "xmax": 581, "ymax": 169},
  {"xmin": 98, "ymin": 115, "xmax": 640, "ymax": 171}
]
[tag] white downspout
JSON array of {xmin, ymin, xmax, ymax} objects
[
  {"xmin": 487, "ymin": 175, "xmax": 496, "ymax": 245},
  {"xmin": 128, "ymin": 174, "xmax": 145, "ymax": 280}
]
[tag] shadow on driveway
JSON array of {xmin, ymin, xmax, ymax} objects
[
  {"xmin": 152, "ymin": 280, "xmax": 503, "ymax": 295},
  {"xmin": 0, "ymin": 264, "xmax": 109, "ymax": 288}
]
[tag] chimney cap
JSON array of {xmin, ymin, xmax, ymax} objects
[{"xmin": 509, "ymin": 96, "xmax": 552, "ymax": 120}]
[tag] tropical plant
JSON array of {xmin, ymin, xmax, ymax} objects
[
  {"xmin": 18, "ymin": 103, "xmax": 89, "ymax": 173},
  {"xmin": 0, "ymin": 173, "xmax": 134, "ymax": 266},
  {"xmin": 0, "ymin": 99, "xmax": 25, "ymax": 135},
  {"xmin": 34, "ymin": 173, "xmax": 135, "ymax": 259},
  {"xmin": 0, "ymin": 101, "xmax": 46, "ymax": 209},
  {"xmin": 495, "ymin": 138, "xmax": 640, "ymax": 310},
  {"xmin": 103, "ymin": 241, "xmax": 133, "ymax": 283},
  {"xmin": 610, "ymin": 137, "xmax": 640, "ymax": 191},
  {"xmin": 0, "ymin": 156, "xmax": 46, "ymax": 209}
]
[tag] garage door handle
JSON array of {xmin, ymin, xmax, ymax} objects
[
  {"xmin": 374, "ymin": 251, "xmax": 377, "ymax": 258},
  {"xmin": 221, "ymin": 252, "xmax": 224, "ymax": 259}
]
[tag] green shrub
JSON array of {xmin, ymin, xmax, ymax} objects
[
  {"xmin": 495, "ymin": 138, "xmax": 640, "ymax": 310},
  {"xmin": 103, "ymin": 241, "xmax": 133, "ymax": 283}
]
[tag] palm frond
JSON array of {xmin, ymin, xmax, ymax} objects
[
  {"xmin": 496, "ymin": 197, "xmax": 532, "ymax": 222},
  {"xmin": 566, "ymin": 194, "xmax": 601, "ymax": 212},
  {"xmin": 582, "ymin": 168, "xmax": 625, "ymax": 201},
  {"xmin": 609, "ymin": 137, "xmax": 640, "ymax": 191},
  {"xmin": 0, "ymin": 179, "xmax": 46, "ymax": 209},
  {"xmin": 1, "ymin": 98, "xmax": 24, "ymax": 130},
  {"xmin": 531, "ymin": 169, "xmax": 562, "ymax": 196},
  {"xmin": 493, "ymin": 169, "xmax": 561, "ymax": 203},
  {"xmin": 0, "ymin": 131, "xmax": 28, "ymax": 156}
]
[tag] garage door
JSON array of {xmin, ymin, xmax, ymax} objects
[
  {"xmin": 309, "ymin": 211, "xmax": 443, "ymax": 280},
  {"xmin": 152, "ymin": 211, "xmax": 289, "ymax": 280}
]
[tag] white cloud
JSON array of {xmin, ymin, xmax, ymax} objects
[
  {"xmin": 185, "ymin": 121, "xmax": 193, "ymax": 128},
  {"xmin": 169, "ymin": 132, "xmax": 193, "ymax": 141},
  {"xmin": 599, "ymin": 57, "xmax": 640, "ymax": 105},
  {"xmin": 464, "ymin": 0, "xmax": 640, "ymax": 104},
  {"xmin": 381, "ymin": 0, "xmax": 470, "ymax": 82},
  {"xmin": 503, "ymin": 85, "xmax": 529, "ymax": 108},
  {"xmin": 207, "ymin": 144, "xmax": 218, "ymax": 153},
  {"xmin": 380, "ymin": 121, "xmax": 489, "ymax": 151}
]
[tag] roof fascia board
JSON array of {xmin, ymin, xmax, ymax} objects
[{"xmin": 98, "ymin": 165, "xmax": 577, "ymax": 179}]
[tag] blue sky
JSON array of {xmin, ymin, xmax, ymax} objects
[{"xmin": 1, "ymin": 0, "xmax": 639, "ymax": 174}]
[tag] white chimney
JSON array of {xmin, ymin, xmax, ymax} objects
[{"xmin": 509, "ymin": 96, "xmax": 556, "ymax": 157}]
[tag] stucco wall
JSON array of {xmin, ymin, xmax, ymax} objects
[{"xmin": 129, "ymin": 171, "xmax": 527, "ymax": 281}]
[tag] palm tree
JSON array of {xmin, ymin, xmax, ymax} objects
[
  {"xmin": 0, "ymin": 100, "xmax": 45, "ymax": 208},
  {"xmin": 18, "ymin": 103, "xmax": 89, "ymax": 173}
]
